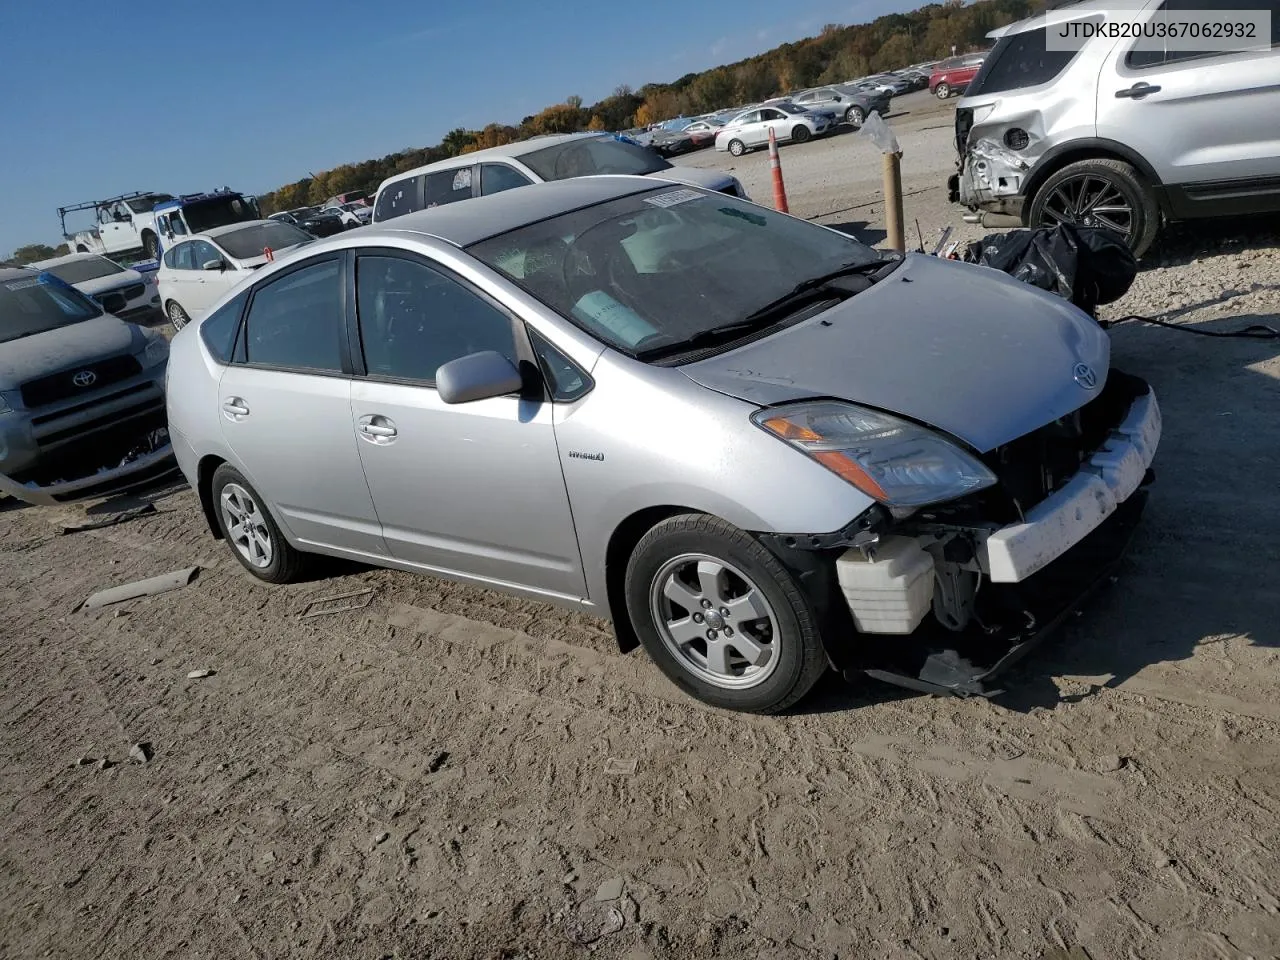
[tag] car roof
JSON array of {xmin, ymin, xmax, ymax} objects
[
  {"xmin": 379, "ymin": 133, "xmax": 613, "ymax": 186},
  {"xmin": 0, "ymin": 266, "xmax": 36, "ymax": 281},
  {"xmin": 28, "ymin": 252, "xmax": 113, "ymax": 269},
  {"xmin": 326, "ymin": 175, "xmax": 663, "ymax": 249}
]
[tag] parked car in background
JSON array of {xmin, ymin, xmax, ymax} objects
[
  {"xmin": 152, "ymin": 190, "xmax": 262, "ymax": 256},
  {"xmin": 58, "ymin": 192, "xmax": 175, "ymax": 263},
  {"xmin": 157, "ymin": 220, "xmax": 313, "ymax": 329},
  {"xmin": 792, "ymin": 85, "xmax": 889, "ymax": 126},
  {"xmin": 715, "ymin": 104, "xmax": 830, "ymax": 156},
  {"xmin": 950, "ymin": 0, "xmax": 1280, "ymax": 257},
  {"xmin": 325, "ymin": 191, "xmax": 372, "ymax": 208},
  {"xmin": 680, "ymin": 118, "xmax": 725, "ymax": 148},
  {"xmin": 762, "ymin": 96, "xmax": 841, "ymax": 124},
  {"xmin": 321, "ymin": 202, "xmax": 373, "ymax": 228},
  {"xmin": 930, "ymin": 53, "xmax": 987, "ymax": 99},
  {"xmin": 166, "ymin": 175, "xmax": 1160, "ymax": 713},
  {"xmin": 849, "ymin": 78, "xmax": 899, "ymax": 97},
  {"xmin": 0, "ymin": 266, "xmax": 173, "ymax": 506},
  {"xmin": 864, "ymin": 74, "xmax": 912, "ymax": 94},
  {"xmin": 30, "ymin": 252, "xmax": 161, "ymax": 324},
  {"xmin": 269, "ymin": 206, "xmax": 346, "ymax": 238},
  {"xmin": 370, "ymin": 133, "xmax": 746, "ymax": 223},
  {"xmin": 647, "ymin": 127, "xmax": 698, "ymax": 157}
]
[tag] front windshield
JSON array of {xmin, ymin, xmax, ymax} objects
[
  {"xmin": 468, "ymin": 187, "xmax": 881, "ymax": 359},
  {"xmin": 183, "ymin": 196, "xmax": 259, "ymax": 233},
  {"xmin": 217, "ymin": 221, "xmax": 313, "ymax": 260},
  {"xmin": 1, "ymin": 275, "xmax": 102, "ymax": 343},
  {"xmin": 126, "ymin": 193, "xmax": 175, "ymax": 213},
  {"xmin": 41, "ymin": 257, "xmax": 125, "ymax": 284},
  {"xmin": 519, "ymin": 136, "xmax": 672, "ymax": 181}
]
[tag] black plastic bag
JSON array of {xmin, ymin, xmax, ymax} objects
[{"xmin": 961, "ymin": 223, "xmax": 1137, "ymax": 316}]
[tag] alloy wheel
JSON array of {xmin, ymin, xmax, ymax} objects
[
  {"xmin": 1038, "ymin": 174, "xmax": 1134, "ymax": 239},
  {"xmin": 648, "ymin": 553, "xmax": 780, "ymax": 690},
  {"xmin": 167, "ymin": 302, "xmax": 189, "ymax": 330},
  {"xmin": 220, "ymin": 483, "xmax": 274, "ymax": 568}
]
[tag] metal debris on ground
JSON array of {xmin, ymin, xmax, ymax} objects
[
  {"xmin": 298, "ymin": 587, "xmax": 376, "ymax": 620},
  {"xmin": 58, "ymin": 503, "xmax": 156, "ymax": 535},
  {"xmin": 187, "ymin": 669, "xmax": 215, "ymax": 680},
  {"xmin": 129, "ymin": 742, "xmax": 152, "ymax": 764},
  {"xmin": 79, "ymin": 566, "xmax": 200, "ymax": 612},
  {"xmin": 603, "ymin": 757, "xmax": 638, "ymax": 776}
]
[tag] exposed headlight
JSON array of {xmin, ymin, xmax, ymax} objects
[
  {"xmin": 753, "ymin": 401, "xmax": 997, "ymax": 508},
  {"xmin": 143, "ymin": 337, "xmax": 170, "ymax": 367}
]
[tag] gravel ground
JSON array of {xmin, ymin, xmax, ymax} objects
[{"xmin": 3, "ymin": 91, "xmax": 1280, "ymax": 960}]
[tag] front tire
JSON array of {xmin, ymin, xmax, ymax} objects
[
  {"xmin": 166, "ymin": 300, "xmax": 190, "ymax": 331},
  {"xmin": 1027, "ymin": 157, "xmax": 1160, "ymax": 258},
  {"xmin": 845, "ymin": 105, "xmax": 866, "ymax": 126},
  {"xmin": 727, "ymin": 139, "xmax": 747, "ymax": 157},
  {"xmin": 934, "ymin": 82, "xmax": 951, "ymax": 99},
  {"xmin": 624, "ymin": 514, "xmax": 828, "ymax": 714},
  {"xmin": 211, "ymin": 464, "xmax": 306, "ymax": 583},
  {"xmin": 143, "ymin": 232, "xmax": 160, "ymax": 261},
  {"xmin": 791, "ymin": 125, "xmax": 811, "ymax": 143}
]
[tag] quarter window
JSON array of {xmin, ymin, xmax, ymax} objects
[
  {"xmin": 480, "ymin": 164, "xmax": 533, "ymax": 196},
  {"xmin": 242, "ymin": 259, "xmax": 345, "ymax": 372},
  {"xmin": 965, "ymin": 26, "xmax": 1081, "ymax": 95},
  {"xmin": 200, "ymin": 290, "xmax": 248, "ymax": 364},
  {"xmin": 355, "ymin": 255, "xmax": 517, "ymax": 383}
]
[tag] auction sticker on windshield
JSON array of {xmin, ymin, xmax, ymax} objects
[{"xmin": 643, "ymin": 189, "xmax": 704, "ymax": 209}]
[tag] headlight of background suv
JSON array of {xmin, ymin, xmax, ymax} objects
[
  {"xmin": 753, "ymin": 401, "xmax": 997, "ymax": 508},
  {"xmin": 143, "ymin": 336, "xmax": 170, "ymax": 368}
]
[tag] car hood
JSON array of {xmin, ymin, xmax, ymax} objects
[
  {"xmin": 678, "ymin": 254, "xmax": 1111, "ymax": 453},
  {"xmin": 0, "ymin": 314, "xmax": 142, "ymax": 389},
  {"xmin": 645, "ymin": 166, "xmax": 738, "ymax": 191},
  {"xmin": 75, "ymin": 270, "xmax": 145, "ymax": 297}
]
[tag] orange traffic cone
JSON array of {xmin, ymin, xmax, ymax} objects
[{"xmin": 768, "ymin": 127, "xmax": 789, "ymax": 214}]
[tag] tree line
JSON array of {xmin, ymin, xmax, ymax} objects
[{"xmin": 6, "ymin": 0, "xmax": 1041, "ymax": 262}]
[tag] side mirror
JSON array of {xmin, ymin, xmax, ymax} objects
[
  {"xmin": 436, "ymin": 350, "xmax": 523, "ymax": 405},
  {"xmin": 202, "ymin": 258, "xmax": 226, "ymax": 271}
]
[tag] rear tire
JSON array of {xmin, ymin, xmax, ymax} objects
[
  {"xmin": 624, "ymin": 513, "xmax": 828, "ymax": 714},
  {"xmin": 1027, "ymin": 157, "xmax": 1161, "ymax": 258},
  {"xmin": 934, "ymin": 82, "xmax": 951, "ymax": 99},
  {"xmin": 845, "ymin": 105, "xmax": 866, "ymax": 126},
  {"xmin": 791, "ymin": 125, "xmax": 811, "ymax": 144},
  {"xmin": 728, "ymin": 139, "xmax": 746, "ymax": 157},
  {"xmin": 166, "ymin": 301, "xmax": 190, "ymax": 331},
  {"xmin": 210, "ymin": 464, "xmax": 306, "ymax": 584},
  {"xmin": 143, "ymin": 232, "xmax": 160, "ymax": 261}
]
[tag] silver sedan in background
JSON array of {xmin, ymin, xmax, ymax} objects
[{"xmin": 165, "ymin": 176, "xmax": 1160, "ymax": 713}]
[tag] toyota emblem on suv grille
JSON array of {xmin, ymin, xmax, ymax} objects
[
  {"xmin": 1072, "ymin": 362, "xmax": 1097, "ymax": 389},
  {"xmin": 72, "ymin": 370, "xmax": 98, "ymax": 387}
]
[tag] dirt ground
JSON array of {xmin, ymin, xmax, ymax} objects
[{"xmin": 3, "ymin": 92, "xmax": 1280, "ymax": 960}]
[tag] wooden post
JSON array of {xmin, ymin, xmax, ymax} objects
[{"xmin": 883, "ymin": 152, "xmax": 905, "ymax": 252}]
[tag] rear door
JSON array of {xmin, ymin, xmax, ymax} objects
[
  {"xmin": 217, "ymin": 254, "xmax": 386, "ymax": 555},
  {"xmin": 347, "ymin": 250, "xmax": 585, "ymax": 598},
  {"xmin": 1097, "ymin": 0, "xmax": 1280, "ymax": 208},
  {"xmin": 760, "ymin": 108, "xmax": 792, "ymax": 143}
]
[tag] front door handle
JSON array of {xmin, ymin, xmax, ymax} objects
[
  {"xmin": 1115, "ymin": 82, "xmax": 1161, "ymax": 99},
  {"xmin": 357, "ymin": 414, "xmax": 398, "ymax": 444},
  {"xmin": 222, "ymin": 397, "xmax": 249, "ymax": 420}
]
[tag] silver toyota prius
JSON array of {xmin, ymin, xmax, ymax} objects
[{"xmin": 166, "ymin": 175, "xmax": 1160, "ymax": 713}]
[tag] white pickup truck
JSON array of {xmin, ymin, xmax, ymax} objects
[{"xmin": 59, "ymin": 192, "xmax": 175, "ymax": 265}]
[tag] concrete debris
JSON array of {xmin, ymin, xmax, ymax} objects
[
  {"xmin": 97, "ymin": 758, "xmax": 111, "ymax": 770},
  {"xmin": 187, "ymin": 669, "xmax": 215, "ymax": 680},
  {"xmin": 80, "ymin": 567, "xmax": 200, "ymax": 612},
  {"xmin": 129, "ymin": 742, "xmax": 152, "ymax": 764},
  {"xmin": 595, "ymin": 877, "xmax": 624, "ymax": 902},
  {"xmin": 603, "ymin": 757, "xmax": 638, "ymax": 776}
]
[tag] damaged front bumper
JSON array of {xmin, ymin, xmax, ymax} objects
[{"xmin": 0, "ymin": 427, "xmax": 177, "ymax": 507}]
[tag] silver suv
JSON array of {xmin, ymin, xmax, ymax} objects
[{"xmin": 949, "ymin": 0, "xmax": 1280, "ymax": 256}]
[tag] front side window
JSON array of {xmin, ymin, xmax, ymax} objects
[
  {"xmin": 200, "ymin": 290, "xmax": 248, "ymax": 363},
  {"xmin": 480, "ymin": 163, "xmax": 533, "ymax": 196},
  {"xmin": 41, "ymin": 256, "xmax": 125, "ymax": 284},
  {"xmin": 966, "ymin": 25, "xmax": 1082, "ymax": 95},
  {"xmin": 242, "ymin": 259, "xmax": 344, "ymax": 372},
  {"xmin": 374, "ymin": 176, "xmax": 423, "ymax": 221},
  {"xmin": 355, "ymin": 255, "xmax": 517, "ymax": 382},
  {"xmin": 174, "ymin": 243, "xmax": 198, "ymax": 271},
  {"xmin": 469, "ymin": 187, "xmax": 882, "ymax": 359},
  {"xmin": 189, "ymin": 240, "xmax": 222, "ymax": 269},
  {"xmin": 424, "ymin": 169, "xmax": 474, "ymax": 208},
  {"xmin": 518, "ymin": 136, "xmax": 673, "ymax": 181}
]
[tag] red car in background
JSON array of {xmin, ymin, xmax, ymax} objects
[{"xmin": 930, "ymin": 53, "xmax": 987, "ymax": 99}]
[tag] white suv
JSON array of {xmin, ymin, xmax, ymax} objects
[{"xmin": 949, "ymin": 0, "xmax": 1280, "ymax": 256}]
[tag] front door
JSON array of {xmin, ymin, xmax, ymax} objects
[
  {"xmin": 760, "ymin": 107, "xmax": 791, "ymax": 143},
  {"xmin": 1098, "ymin": 0, "xmax": 1280, "ymax": 195},
  {"xmin": 218, "ymin": 254, "xmax": 385, "ymax": 555},
  {"xmin": 348, "ymin": 251, "xmax": 585, "ymax": 599},
  {"xmin": 97, "ymin": 201, "xmax": 139, "ymax": 255}
]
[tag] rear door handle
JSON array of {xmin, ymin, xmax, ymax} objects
[
  {"xmin": 222, "ymin": 397, "xmax": 249, "ymax": 420},
  {"xmin": 1115, "ymin": 82, "xmax": 1161, "ymax": 99},
  {"xmin": 357, "ymin": 414, "xmax": 398, "ymax": 444}
]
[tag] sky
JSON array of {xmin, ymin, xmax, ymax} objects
[{"xmin": 0, "ymin": 0, "xmax": 917, "ymax": 255}]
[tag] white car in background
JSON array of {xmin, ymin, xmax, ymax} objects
[
  {"xmin": 714, "ymin": 104, "xmax": 830, "ymax": 156},
  {"xmin": 321, "ymin": 202, "xmax": 373, "ymax": 228},
  {"xmin": 156, "ymin": 220, "xmax": 313, "ymax": 329},
  {"xmin": 30, "ymin": 252, "xmax": 162, "ymax": 324}
]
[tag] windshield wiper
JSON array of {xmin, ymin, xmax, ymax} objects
[{"xmin": 741, "ymin": 256, "xmax": 903, "ymax": 325}]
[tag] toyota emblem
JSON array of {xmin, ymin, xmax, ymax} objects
[
  {"xmin": 1072, "ymin": 362, "xmax": 1098, "ymax": 389},
  {"xmin": 72, "ymin": 370, "xmax": 98, "ymax": 388}
]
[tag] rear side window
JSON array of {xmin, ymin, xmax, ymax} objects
[
  {"xmin": 1126, "ymin": 0, "xmax": 1279, "ymax": 68},
  {"xmin": 965, "ymin": 26, "xmax": 1080, "ymax": 95},
  {"xmin": 480, "ymin": 164, "xmax": 533, "ymax": 196},
  {"xmin": 425, "ymin": 168, "xmax": 474, "ymax": 208},
  {"xmin": 243, "ymin": 259, "xmax": 345, "ymax": 372},
  {"xmin": 199, "ymin": 290, "xmax": 248, "ymax": 363},
  {"xmin": 374, "ymin": 175, "xmax": 423, "ymax": 222}
]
